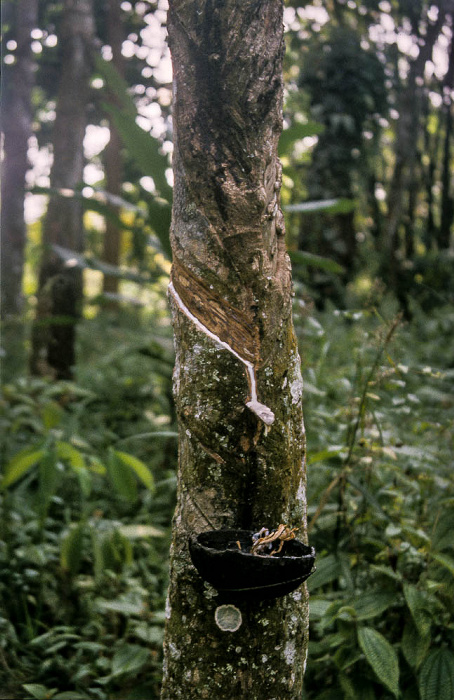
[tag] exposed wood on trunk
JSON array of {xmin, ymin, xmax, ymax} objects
[
  {"xmin": 30, "ymin": 0, "xmax": 95, "ymax": 380},
  {"xmin": 161, "ymin": 2, "xmax": 309, "ymax": 698}
]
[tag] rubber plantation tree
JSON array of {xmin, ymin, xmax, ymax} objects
[
  {"xmin": 1, "ymin": 0, "xmax": 38, "ymax": 378},
  {"xmin": 161, "ymin": 1, "xmax": 310, "ymax": 698},
  {"xmin": 30, "ymin": 0, "xmax": 95, "ymax": 379}
]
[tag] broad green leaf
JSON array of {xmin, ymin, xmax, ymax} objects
[
  {"xmin": 351, "ymin": 591, "xmax": 395, "ymax": 620},
  {"xmin": 358, "ymin": 627, "xmax": 399, "ymax": 698},
  {"xmin": 113, "ymin": 450, "xmax": 154, "ymax": 491},
  {"xmin": 88, "ymin": 456, "xmax": 106, "ymax": 475},
  {"xmin": 308, "ymin": 448, "xmax": 343, "ymax": 465},
  {"xmin": 42, "ymin": 400, "xmax": 64, "ymax": 429},
  {"xmin": 147, "ymin": 197, "xmax": 172, "ymax": 257},
  {"xmin": 132, "ymin": 623, "xmax": 164, "ymax": 645},
  {"xmin": 431, "ymin": 552, "xmax": 454, "ymax": 577},
  {"xmin": 432, "ymin": 509, "xmax": 454, "ymax": 551},
  {"xmin": 22, "ymin": 685, "xmax": 56, "ymax": 700},
  {"xmin": 401, "ymin": 619, "xmax": 431, "ymax": 670},
  {"xmin": 289, "ymin": 250, "xmax": 345, "ymax": 274},
  {"xmin": 419, "ymin": 648, "xmax": 454, "ymax": 700},
  {"xmin": 2, "ymin": 448, "xmax": 44, "ymax": 489},
  {"xmin": 56, "ymin": 441, "xmax": 91, "ymax": 496},
  {"xmin": 54, "ymin": 693, "xmax": 90, "ymax": 700},
  {"xmin": 307, "ymin": 554, "xmax": 342, "ymax": 591},
  {"xmin": 111, "ymin": 643, "xmax": 149, "ymax": 678},
  {"xmin": 60, "ymin": 524, "xmax": 84, "ymax": 575},
  {"xmin": 102, "ymin": 102, "xmax": 172, "ymax": 202},
  {"xmin": 56, "ymin": 441, "xmax": 85, "ymax": 470},
  {"xmin": 404, "ymin": 584, "xmax": 432, "ymax": 638},
  {"xmin": 107, "ymin": 449, "xmax": 137, "ymax": 502},
  {"xmin": 309, "ymin": 598, "xmax": 332, "ymax": 621}
]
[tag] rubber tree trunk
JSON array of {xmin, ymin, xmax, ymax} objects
[
  {"xmin": 161, "ymin": 2, "xmax": 309, "ymax": 698},
  {"xmin": 385, "ymin": 2, "xmax": 448, "ymax": 283},
  {"xmin": 439, "ymin": 32, "xmax": 454, "ymax": 250},
  {"xmin": 1, "ymin": 0, "xmax": 38, "ymax": 380},
  {"xmin": 1, "ymin": 0, "xmax": 38, "ymax": 320},
  {"xmin": 30, "ymin": 0, "xmax": 95, "ymax": 380},
  {"xmin": 101, "ymin": 0, "xmax": 125, "ymax": 304}
]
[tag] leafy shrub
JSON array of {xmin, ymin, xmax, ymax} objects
[{"xmin": 298, "ymin": 302, "xmax": 454, "ymax": 700}]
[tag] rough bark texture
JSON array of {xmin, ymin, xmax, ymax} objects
[
  {"xmin": 30, "ymin": 0, "xmax": 95, "ymax": 379},
  {"xmin": 161, "ymin": 2, "xmax": 308, "ymax": 698},
  {"xmin": 1, "ymin": 0, "xmax": 38, "ymax": 320},
  {"xmin": 101, "ymin": 0, "xmax": 124, "ymax": 302}
]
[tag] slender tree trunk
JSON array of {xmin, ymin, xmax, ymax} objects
[
  {"xmin": 101, "ymin": 0, "xmax": 124, "ymax": 304},
  {"xmin": 1, "ymin": 0, "xmax": 38, "ymax": 319},
  {"xmin": 1, "ymin": 0, "xmax": 38, "ymax": 379},
  {"xmin": 30, "ymin": 0, "xmax": 95, "ymax": 379},
  {"xmin": 439, "ymin": 33, "xmax": 454, "ymax": 249},
  {"xmin": 161, "ymin": 2, "xmax": 309, "ymax": 698},
  {"xmin": 385, "ymin": 2, "xmax": 448, "ymax": 283}
]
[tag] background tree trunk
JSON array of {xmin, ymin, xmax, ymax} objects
[
  {"xmin": 30, "ymin": 0, "xmax": 95, "ymax": 380},
  {"xmin": 101, "ymin": 0, "xmax": 125, "ymax": 305},
  {"xmin": 1, "ymin": 0, "xmax": 38, "ymax": 319},
  {"xmin": 385, "ymin": 2, "xmax": 448, "ymax": 282},
  {"xmin": 161, "ymin": 2, "xmax": 309, "ymax": 698},
  {"xmin": 1, "ymin": 0, "xmax": 38, "ymax": 380}
]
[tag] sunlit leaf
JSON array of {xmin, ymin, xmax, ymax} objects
[
  {"xmin": 113, "ymin": 450, "xmax": 154, "ymax": 491},
  {"xmin": 2, "ymin": 448, "xmax": 44, "ymax": 489}
]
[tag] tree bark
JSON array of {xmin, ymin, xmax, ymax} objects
[
  {"xmin": 439, "ymin": 31, "xmax": 454, "ymax": 250},
  {"xmin": 1, "ymin": 0, "xmax": 38, "ymax": 380},
  {"xmin": 101, "ymin": 0, "xmax": 125, "ymax": 304},
  {"xmin": 1, "ymin": 0, "xmax": 38, "ymax": 320},
  {"xmin": 385, "ymin": 1, "xmax": 448, "ymax": 281},
  {"xmin": 161, "ymin": 2, "xmax": 308, "ymax": 698},
  {"xmin": 30, "ymin": 0, "xmax": 95, "ymax": 379}
]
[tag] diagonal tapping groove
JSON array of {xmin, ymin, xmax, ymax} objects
[{"xmin": 169, "ymin": 262, "xmax": 275, "ymax": 426}]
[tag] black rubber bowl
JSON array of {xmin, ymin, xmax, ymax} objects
[{"xmin": 189, "ymin": 529, "xmax": 316, "ymax": 601}]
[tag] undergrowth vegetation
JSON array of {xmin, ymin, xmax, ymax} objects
[{"xmin": 1, "ymin": 295, "xmax": 453, "ymax": 699}]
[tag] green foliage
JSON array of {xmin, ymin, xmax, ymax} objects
[
  {"xmin": 2, "ymin": 294, "xmax": 453, "ymax": 698},
  {"xmin": 0, "ymin": 311, "xmax": 176, "ymax": 699},
  {"xmin": 300, "ymin": 301, "xmax": 454, "ymax": 700}
]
